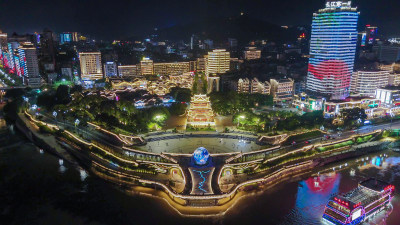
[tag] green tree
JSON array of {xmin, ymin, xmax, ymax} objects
[
  {"xmin": 55, "ymin": 85, "xmax": 71, "ymax": 104},
  {"xmin": 341, "ymin": 108, "xmax": 367, "ymax": 127},
  {"xmin": 169, "ymin": 87, "xmax": 192, "ymax": 102}
]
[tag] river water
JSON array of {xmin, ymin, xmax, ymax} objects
[{"xmin": 1, "ymin": 131, "xmax": 400, "ymax": 225}]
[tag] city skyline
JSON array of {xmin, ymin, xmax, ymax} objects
[
  {"xmin": 1, "ymin": 0, "xmax": 400, "ymax": 224},
  {"xmin": 0, "ymin": 0, "xmax": 399, "ymax": 40}
]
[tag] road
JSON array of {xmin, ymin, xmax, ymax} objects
[
  {"xmin": 31, "ymin": 109, "xmax": 400, "ymax": 157},
  {"xmin": 36, "ymin": 110, "xmax": 123, "ymax": 148}
]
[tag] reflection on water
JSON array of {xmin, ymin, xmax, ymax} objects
[
  {"xmin": 1, "ymin": 132, "xmax": 400, "ymax": 225},
  {"xmin": 281, "ymin": 174, "xmax": 341, "ymax": 225}
]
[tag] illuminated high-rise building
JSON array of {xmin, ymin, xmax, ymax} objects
[
  {"xmin": 79, "ymin": 52, "xmax": 103, "ymax": 80},
  {"xmin": 18, "ymin": 42, "xmax": 41, "ymax": 87},
  {"xmin": 118, "ymin": 65, "xmax": 139, "ymax": 78},
  {"xmin": 60, "ymin": 32, "xmax": 73, "ymax": 45},
  {"xmin": 104, "ymin": 61, "xmax": 118, "ymax": 77},
  {"xmin": 139, "ymin": 57, "xmax": 154, "ymax": 75},
  {"xmin": 350, "ymin": 70, "xmax": 389, "ymax": 97},
  {"xmin": 40, "ymin": 29, "xmax": 56, "ymax": 67},
  {"xmin": 153, "ymin": 62, "xmax": 190, "ymax": 76},
  {"xmin": 244, "ymin": 47, "xmax": 261, "ymax": 60},
  {"xmin": 205, "ymin": 49, "xmax": 230, "ymax": 76},
  {"xmin": 306, "ymin": 0, "xmax": 359, "ymax": 99}
]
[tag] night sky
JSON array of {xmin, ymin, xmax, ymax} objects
[{"xmin": 0, "ymin": 0, "xmax": 399, "ymax": 40}]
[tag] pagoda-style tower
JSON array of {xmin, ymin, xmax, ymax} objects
[{"xmin": 187, "ymin": 94, "xmax": 215, "ymax": 127}]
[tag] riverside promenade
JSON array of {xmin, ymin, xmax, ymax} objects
[{"xmin": 14, "ymin": 109, "xmax": 395, "ymax": 216}]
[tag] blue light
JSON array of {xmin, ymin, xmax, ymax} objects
[
  {"xmin": 193, "ymin": 147, "xmax": 210, "ymax": 165},
  {"xmin": 193, "ymin": 170, "xmax": 210, "ymax": 193}
]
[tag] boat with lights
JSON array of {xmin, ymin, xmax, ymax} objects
[{"xmin": 322, "ymin": 178, "xmax": 395, "ymax": 225}]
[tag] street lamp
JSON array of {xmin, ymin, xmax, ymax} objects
[
  {"xmin": 238, "ymin": 115, "xmax": 245, "ymax": 127},
  {"xmin": 53, "ymin": 111, "xmax": 58, "ymax": 126},
  {"xmin": 75, "ymin": 119, "xmax": 80, "ymax": 127},
  {"xmin": 75, "ymin": 119, "xmax": 80, "ymax": 133}
]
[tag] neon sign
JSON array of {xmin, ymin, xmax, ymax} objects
[
  {"xmin": 334, "ymin": 197, "xmax": 349, "ymax": 207},
  {"xmin": 326, "ymin": 1, "xmax": 351, "ymax": 8}
]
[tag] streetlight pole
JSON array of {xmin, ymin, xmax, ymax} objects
[
  {"xmin": 75, "ymin": 119, "xmax": 80, "ymax": 134},
  {"xmin": 53, "ymin": 111, "xmax": 58, "ymax": 126},
  {"xmin": 237, "ymin": 115, "xmax": 245, "ymax": 128}
]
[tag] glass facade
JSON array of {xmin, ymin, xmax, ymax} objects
[{"xmin": 307, "ymin": 1, "xmax": 359, "ymax": 99}]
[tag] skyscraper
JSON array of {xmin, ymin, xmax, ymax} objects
[
  {"xmin": 306, "ymin": 0, "xmax": 359, "ymax": 99},
  {"xmin": 205, "ymin": 49, "xmax": 230, "ymax": 76},
  {"xmin": 40, "ymin": 29, "xmax": 56, "ymax": 67},
  {"xmin": 79, "ymin": 52, "xmax": 103, "ymax": 80},
  {"xmin": 18, "ymin": 42, "xmax": 41, "ymax": 87},
  {"xmin": 138, "ymin": 57, "xmax": 154, "ymax": 75},
  {"xmin": 104, "ymin": 61, "xmax": 118, "ymax": 77},
  {"xmin": 60, "ymin": 32, "xmax": 73, "ymax": 45}
]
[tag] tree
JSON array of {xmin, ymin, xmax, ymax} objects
[
  {"xmin": 37, "ymin": 92, "xmax": 55, "ymax": 110},
  {"xmin": 168, "ymin": 87, "xmax": 192, "ymax": 103},
  {"xmin": 341, "ymin": 108, "xmax": 367, "ymax": 127},
  {"xmin": 5, "ymin": 89, "xmax": 25, "ymax": 100},
  {"xmin": 70, "ymin": 85, "xmax": 83, "ymax": 93},
  {"xmin": 169, "ymin": 103, "xmax": 187, "ymax": 115},
  {"xmin": 55, "ymin": 85, "xmax": 71, "ymax": 104}
]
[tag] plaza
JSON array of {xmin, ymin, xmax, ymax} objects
[{"xmin": 138, "ymin": 132, "xmax": 263, "ymax": 154}]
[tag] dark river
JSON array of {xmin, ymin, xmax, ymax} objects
[{"xmin": 1, "ymin": 131, "xmax": 400, "ymax": 225}]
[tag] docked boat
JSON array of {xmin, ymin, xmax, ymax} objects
[{"xmin": 322, "ymin": 178, "xmax": 395, "ymax": 225}]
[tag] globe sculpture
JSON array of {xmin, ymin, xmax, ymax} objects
[{"xmin": 193, "ymin": 147, "xmax": 210, "ymax": 166}]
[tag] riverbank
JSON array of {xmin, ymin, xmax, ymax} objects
[{"xmin": 14, "ymin": 109, "xmax": 397, "ymax": 216}]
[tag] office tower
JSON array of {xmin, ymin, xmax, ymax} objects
[
  {"xmin": 244, "ymin": 47, "xmax": 261, "ymax": 60},
  {"xmin": 196, "ymin": 57, "xmax": 206, "ymax": 72},
  {"xmin": 270, "ymin": 78, "xmax": 295, "ymax": 102},
  {"xmin": 71, "ymin": 32, "xmax": 79, "ymax": 42},
  {"xmin": 139, "ymin": 57, "xmax": 154, "ymax": 75},
  {"xmin": 18, "ymin": 42, "xmax": 41, "ymax": 87},
  {"xmin": 350, "ymin": 70, "xmax": 389, "ymax": 96},
  {"xmin": 190, "ymin": 34, "xmax": 199, "ymax": 50},
  {"xmin": 189, "ymin": 61, "xmax": 197, "ymax": 71},
  {"xmin": 79, "ymin": 52, "xmax": 103, "ymax": 80},
  {"xmin": 306, "ymin": 0, "xmax": 359, "ymax": 99},
  {"xmin": 373, "ymin": 44, "xmax": 400, "ymax": 63},
  {"xmin": 60, "ymin": 33, "xmax": 73, "ymax": 45},
  {"xmin": 206, "ymin": 49, "xmax": 230, "ymax": 76},
  {"xmin": 104, "ymin": 61, "xmax": 118, "ymax": 77},
  {"xmin": 153, "ymin": 62, "xmax": 190, "ymax": 76},
  {"xmin": 118, "ymin": 65, "xmax": 139, "ymax": 78},
  {"xmin": 40, "ymin": 29, "xmax": 56, "ymax": 66},
  {"xmin": 7, "ymin": 42, "xmax": 20, "ymax": 73}
]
